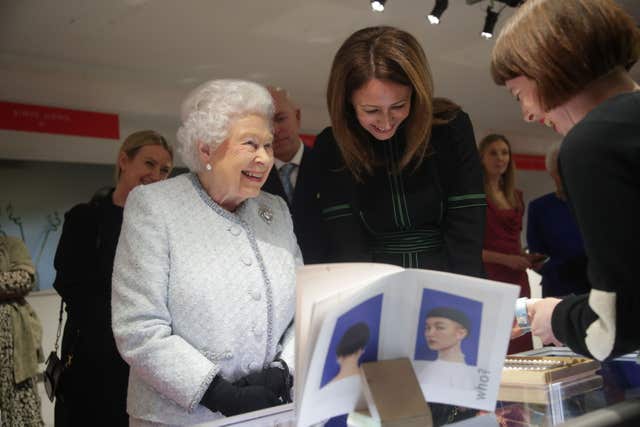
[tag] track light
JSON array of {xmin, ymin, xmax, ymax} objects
[
  {"xmin": 481, "ymin": 5, "xmax": 499, "ymax": 39},
  {"xmin": 371, "ymin": 0, "xmax": 386, "ymax": 12},
  {"xmin": 427, "ymin": 0, "xmax": 448, "ymax": 24}
]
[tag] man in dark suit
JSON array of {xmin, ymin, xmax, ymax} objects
[{"xmin": 263, "ymin": 86, "xmax": 325, "ymax": 263}]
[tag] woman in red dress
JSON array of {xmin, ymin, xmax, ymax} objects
[{"xmin": 479, "ymin": 134, "xmax": 537, "ymax": 353}]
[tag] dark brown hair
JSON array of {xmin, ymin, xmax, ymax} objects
[
  {"xmin": 491, "ymin": 0, "xmax": 640, "ymax": 111},
  {"xmin": 327, "ymin": 26, "xmax": 459, "ymax": 181},
  {"xmin": 336, "ymin": 322, "xmax": 370, "ymax": 357}
]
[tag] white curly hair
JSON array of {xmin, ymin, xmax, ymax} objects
[{"xmin": 176, "ymin": 79, "xmax": 274, "ymax": 172}]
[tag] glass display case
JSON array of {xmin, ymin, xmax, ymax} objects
[
  {"xmin": 495, "ymin": 347, "xmax": 640, "ymax": 427},
  {"xmin": 194, "ymin": 348, "xmax": 640, "ymax": 427}
]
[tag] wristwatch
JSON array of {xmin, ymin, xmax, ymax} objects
[{"xmin": 515, "ymin": 297, "xmax": 531, "ymax": 332}]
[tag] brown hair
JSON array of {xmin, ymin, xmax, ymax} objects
[
  {"xmin": 327, "ymin": 26, "xmax": 459, "ymax": 181},
  {"xmin": 478, "ymin": 134, "xmax": 519, "ymax": 209},
  {"xmin": 491, "ymin": 0, "xmax": 640, "ymax": 111},
  {"xmin": 115, "ymin": 130, "xmax": 173, "ymax": 182}
]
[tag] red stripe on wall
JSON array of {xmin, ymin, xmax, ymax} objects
[
  {"xmin": 0, "ymin": 101, "xmax": 120, "ymax": 139},
  {"xmin": 513, "ymin": 153, "xmax": 546, "ymax": 171},
  {"xmin": 300, "ymin": 133, "xmax": 546, "ymax": 171}
]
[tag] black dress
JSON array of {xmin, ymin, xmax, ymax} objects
[
  {"xmin": 53, "ymin": 189, "xmax": 129, "ymax": 427},
  {"xmin": 313, "ymin": 111, "xmax": 486, "ymax": 278}
]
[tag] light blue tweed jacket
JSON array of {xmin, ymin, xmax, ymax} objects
[{"xmin": 112, "ymin": 173, "xmax": 301, "ymax": 425}]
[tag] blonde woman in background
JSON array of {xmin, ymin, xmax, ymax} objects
[
  {"xmin": 479, "ymin": 134, "xmax": 544, "ymax": 354},
  {"xmin": 53, "ymin": 130, "xmax": 173, "ymax": 426}
]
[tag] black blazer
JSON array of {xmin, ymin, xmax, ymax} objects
[
  {"xmin": 262, "ymin": 145, "xmax": 327, "ymax": 264},
  {"xmin": 312, "ymin": 111, "xmax": 486, "ymax": 278}
]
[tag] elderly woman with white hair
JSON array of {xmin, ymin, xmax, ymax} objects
[{"xmin": 111, "ymin": 79, "xmax": 300, "ymax": 426}]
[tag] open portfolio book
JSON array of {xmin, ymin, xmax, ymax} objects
[{"xmin": 295, "ymin": 263, "xmax": 520, "ymax": 426}]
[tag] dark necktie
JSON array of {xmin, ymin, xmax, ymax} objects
[{"xmin": 279, "ymin": 163, "xmax": 296, "ymax": 204}]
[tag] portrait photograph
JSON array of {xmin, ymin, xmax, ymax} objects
[
  {"xmin": 320, "ymin": 293, "xmax": 383, "ymax": 387},
  {"xmin": 414, "ymin": 288, "xmax": 482, "ymax": 365}
]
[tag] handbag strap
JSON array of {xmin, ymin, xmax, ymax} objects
[{"xmin": 53, "ymin": 300, "xmax": 64, "ymax": 353}]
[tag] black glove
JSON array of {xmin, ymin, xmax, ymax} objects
[
  {"xmin": 233, "ymin": 366, "xmax": 292, "ymax": 403},
  {"xmin": 201, "ymin": 375, "xmax": 280, "ymax": 416}
]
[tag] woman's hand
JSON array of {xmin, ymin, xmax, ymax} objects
[
  {"xmin": 526, "ymin": 253, "xmax": 548, "ymax": 271},
  {"xmin": 233, "ymin": 366, "xmax": 292, "ymax": 403},
  {"xmin": 502, "ymin": 254, "xmax": 532, "ymax": 271},
  {"xmin": 528, "ymin": 298, "xmax": 563, "ymax": 346},
  {"xmin": 201, "ymin": 376, "xmax": 281, "ymax": 417}
]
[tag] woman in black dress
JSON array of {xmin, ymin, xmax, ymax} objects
[
  {"xmin": 313, "ymin": 26, "xmax": 486, "ymax": 426},
  {"xmin": 313, "ymin": 26, "xmax": 486, "ymax": 277},
  {"xmin": 53, "ymin": 130, "xmax": 173, "ymax": 426}
]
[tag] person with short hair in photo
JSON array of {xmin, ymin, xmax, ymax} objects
[
  {"xmin": 328, "ymin": 322, "xmax": 370, "ymax": 384},
  {"xmin": 424, "ymin": 307, "xmax": 470, "ymax": 364},
  {"xmin": 417, "ymin": 307, "xmax": 477, "ymax": 390}
]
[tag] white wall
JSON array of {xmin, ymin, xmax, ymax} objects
[
  {"xmin": 0, "ymin": 159, "xmax": 115, "ymax": 291},
  {"xmin": 518, "ymin": 169, "xmax": 556, "ymax": 249}
]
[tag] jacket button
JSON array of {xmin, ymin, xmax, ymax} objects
[
  {"xmin": 248, "ymin": 361, "xmax": 260, "ymax": 371},
  {"xmin": 241, "ymin": 256, "xmax": 253, "ymax": 266},
  {"xmin": 228, "ymin": 226, "xmax": 241, "ymax": 236},
  {"xmin": 224, "ymin": 351, "xmax": 233, "ymax": 360}
]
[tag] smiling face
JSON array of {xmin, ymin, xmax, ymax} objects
[
  {"xmin": 424, "ymin": 316, "xmax": 468, "ymax": 352},
  {"xmin": 118, "ymin": 144, "xmax": 173, "ymax": 192},
  {"xmin": 270, "ymin": 88, "xmax": 302, "ymax": 162},
  {"xmin": 206, "ymin": 114, "xmax": 274, "ymax": 209},
  {"xmin": 351, "ymin": 78, "xmax": 412, "ymax": 141},
  {"xmin": 505, "ymin": 75, "xmax": 574, "ymax": 136},
  {"xmin": 481, "ymin": 139, "xmax": 511, "ymax": 180}
]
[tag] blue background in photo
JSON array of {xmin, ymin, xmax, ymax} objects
[
  {"xmin": 320, "ymin": 294, "xmax": 383, "ymax": 387},
  {"xmin": 413, "ymin": 288, "xmax": 482, "ymax": 365}
]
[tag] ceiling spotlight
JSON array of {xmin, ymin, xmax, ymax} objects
[
  {"xmin": 371, "ymin": 0, "xmax": 386, "ymax": 12},
  {"xmin": 427, "ymin": 0, "xmax": 448, "ymax": 25},
  {"xmin": 481, "ymin": 5, "xmax": 500, "ymax": 39}
]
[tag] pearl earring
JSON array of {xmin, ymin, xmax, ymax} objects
[{"xmin": 205, "ymin": 163, "xmax": 212, "ymax": 171}]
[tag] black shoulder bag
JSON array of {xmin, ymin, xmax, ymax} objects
[{"xmin": 43, "ymin": 300, "xmax": 69, "ymax": 402}]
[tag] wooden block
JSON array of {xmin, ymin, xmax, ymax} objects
[{"xmin": 360, "ymin": 358, "xmax": 433, "ymax": 427}]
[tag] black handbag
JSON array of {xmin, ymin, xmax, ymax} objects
[
  {"xmin": 44, "ymin": 350, "xmax": 64, "ymax": 401},
  {"xmin": 43, "ymin": 300, "xmax": 68, "ymax": 402}
]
